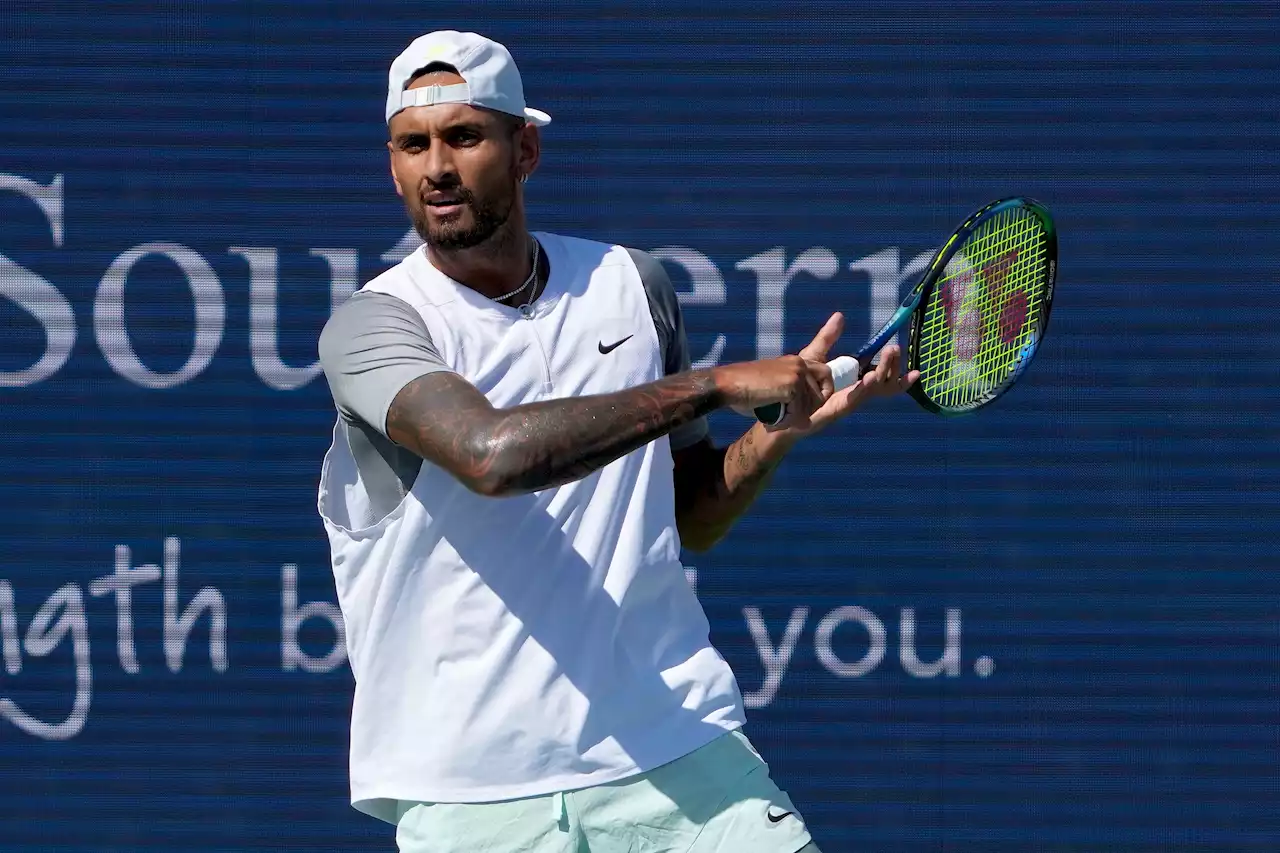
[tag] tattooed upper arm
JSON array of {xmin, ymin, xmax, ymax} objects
[{"xmin": 385, "ymin": 371, "xmax": 507, "ymax": 496}]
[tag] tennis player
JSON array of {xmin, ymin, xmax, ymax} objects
[{"xmin": 317, "ymin": 30, "xmax": 917, "ymax": 853}]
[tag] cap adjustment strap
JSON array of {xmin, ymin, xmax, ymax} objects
[{"xmin": 399, "ymin": 82, "xmax": 472, "ymax": 110}]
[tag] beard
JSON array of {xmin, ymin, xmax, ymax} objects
[{"xmin": 410, "ymin": 179, "xmax": 517, "ymax": 251}]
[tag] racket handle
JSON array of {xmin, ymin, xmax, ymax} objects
[{"xmin": 752, "ymin": 356, "xmax": 861, "ymax": 426}]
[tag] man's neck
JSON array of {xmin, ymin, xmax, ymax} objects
[{"xmin": 427, "ymin": 225, "xmax": 536, "ymax": 301}]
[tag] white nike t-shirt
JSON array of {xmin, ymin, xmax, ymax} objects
[{"xmin": 316, "ymin": 233, "xmax": 746, "ymax": 823}]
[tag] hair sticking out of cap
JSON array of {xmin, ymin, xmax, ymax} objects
[{"xmin": 408, "ymin": 62, "xmax": 460, "ymax": 85}]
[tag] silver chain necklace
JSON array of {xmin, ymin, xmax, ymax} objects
[{"xmin": 491, "ymin": 239, "xmax": 540, "ymax": 305}]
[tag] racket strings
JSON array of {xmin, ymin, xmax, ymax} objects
[
  {"xmin": 915, "ymin": 208, "xmax": 1048, "ymax": 408},
  {"xmin": 921, "ymin": 237, "xmax": 1041, "ymax": 401},
  {"xmin": 922, "ymin": 218, "xmax": 1043, "ymax": 402}
]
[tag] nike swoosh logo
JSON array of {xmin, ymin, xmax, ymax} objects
[
  {"xmin": 767, "ymin": 810, "xmax": 794, "ymax": 824},
  {"xmin": 598, "ymin": 335, "xmax": 633, "ymax": 354}
]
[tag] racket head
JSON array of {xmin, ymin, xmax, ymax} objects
[{"xmin": 905, "ymin": 197, "xmax": 1057, "ymax": 416}]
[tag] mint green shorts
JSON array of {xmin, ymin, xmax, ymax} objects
[{"xmin": 393, "ymin": 729, "xmax": 820, "ymax": 853}]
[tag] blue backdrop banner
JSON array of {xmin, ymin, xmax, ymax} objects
[{"xmin": 2, "ymin": 2, "xmax": 1277, "ymax": 850}]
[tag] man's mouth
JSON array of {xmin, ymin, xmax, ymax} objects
[{"xmin": 423, "ymin": 192, "xmax": 467, "ymax": 214}]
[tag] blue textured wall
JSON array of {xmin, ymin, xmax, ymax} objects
[{"xmin": 2, "ymin": 2, "xmax": 1277, "ymax": 850}]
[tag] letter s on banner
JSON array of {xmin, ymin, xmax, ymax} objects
[
  {"xmin": 93, "ymin": 242, "xmax": 225, "ymax": 389},
  {"xmin": 0, "ymin": 173, "xmax": 76, "ymax": 388}
]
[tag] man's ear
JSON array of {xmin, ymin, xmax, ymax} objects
[
  {"xmin": 387, "ymin": 141, "xmax": 405, "ymax": 197},
  {"xmin": 517, "ymin": 124, "xmax": 541, "ymax": 182}
]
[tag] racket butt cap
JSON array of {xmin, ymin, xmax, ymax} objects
[{"xmin": 828, "ymin": 356, "xmax": 860, "ymax": 392}]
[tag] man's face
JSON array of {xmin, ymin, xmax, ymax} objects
[{"xmin": 387, "ymin": 70, "xmax": 528, "ymax": 250}]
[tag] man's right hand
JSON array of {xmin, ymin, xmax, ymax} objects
[{"xmin": 711, "ymin": 356, "xmax": 834, "ymax": 430}]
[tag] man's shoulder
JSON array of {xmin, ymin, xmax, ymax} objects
[
  {"xmin": 359, "ymin": 247, "xmax": 424, "ymax": 298},
  {"xmin": 541, "ymin": 234, "xmax": 672, "ymax": 307},
  {"xmin": 538, "ymin": 231, "xmax": 660, "ymax": 270},
  {"xmin": 327, "ymin": 247, "xmax": 437, "ymax": 333},
  {"xmin": 319, "ymin": 288, "xmax": 425, "ymax": 370},
  {"xmin": 325, "ymin": 288, "xmax": 413, "ymax": 328}
]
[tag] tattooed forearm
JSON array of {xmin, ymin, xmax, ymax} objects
[
  {"xmin": 386, "ymin": 370, "xmax": 724, "ymax": 497},
  {"xmin": 672, "ymin": 423, "xmax": 792, "ymax": 552}
]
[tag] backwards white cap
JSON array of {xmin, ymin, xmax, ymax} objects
[{"xmin": 385, "ymin": 31, "xmax": 551, "ymax": 127}]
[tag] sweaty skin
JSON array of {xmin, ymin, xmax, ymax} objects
[{"xmin": 387, "ymin": 368, "xmax": 722, "ymax": 498}]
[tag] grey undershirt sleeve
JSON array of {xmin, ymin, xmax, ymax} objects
[
  {"xmin": 318, "ymin": 291, "xmax": 453, "ymax": 518},
  {"xmin": 318, "ymin": 290, "xmax": 454, "ymax": 438},
  {"xmin": 626, "ymin": 248, "xmax": 711, "ymax": 451}
]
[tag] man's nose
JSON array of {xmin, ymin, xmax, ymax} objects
[{"xmin": 422, "ymin": 142, "xmax": 459, "ymax": 188}]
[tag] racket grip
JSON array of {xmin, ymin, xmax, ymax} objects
[{"xmin": 752, "ymin": 356, "xmax": 861, "ymax": 426}]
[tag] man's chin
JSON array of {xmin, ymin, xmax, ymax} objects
[
  {"xmin": 420, "ymin": 220, "xmax": 501, "ymax": 251},
  {"xmin": 427, "ymin": 229, "xmax": 491, "ymax": 251},
  {"xmin": 414, "ymin": 218, "xmax": 480, "ymax": 250}
]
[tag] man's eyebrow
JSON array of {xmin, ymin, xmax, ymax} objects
[
  {"xmin": 440, "ymin": 120, "xmax": 488, "ymax": 134},
  {"xmin": 393, "ymin": 131, "xmax": 430, "ymax": 147}
]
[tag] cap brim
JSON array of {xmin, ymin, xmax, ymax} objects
[{"xmin": 524, "ymin": 107, "xmax": 551, "ymax": 126}]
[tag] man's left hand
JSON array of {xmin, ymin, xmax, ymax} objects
[{"xmin": 780, "ymin": 312, "xmax": 921, "ymax": 438}]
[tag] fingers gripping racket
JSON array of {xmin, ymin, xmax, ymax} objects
[{"xmin": 754, "ymin": 197, "xmax": 1057, "ymax": 425}]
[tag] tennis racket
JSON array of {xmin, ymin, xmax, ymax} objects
[{"xmin": 754, "ymin": 196, "xmax": 1057, "ymax": 425}]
